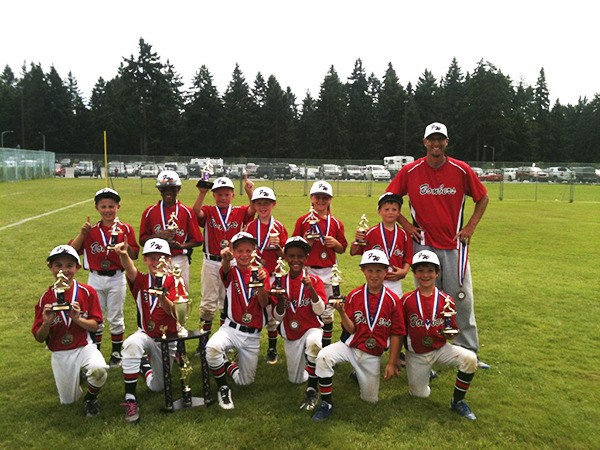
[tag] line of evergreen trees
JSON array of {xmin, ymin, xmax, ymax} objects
[{"xmin": 1, "ymin": 38, "xmax": 599, "ymax": 163}]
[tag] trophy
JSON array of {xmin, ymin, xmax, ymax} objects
[
  {"xmin": 171, "ymin": 264, "xmax": 192, "ymax": 338},
  {"xmin": 166, "ymin": 212, "xmax": 179, "ymax": 231},
  {"xmin": 179, "ymin": 353, "xmax": 194, "ymax": 408},
  {"xmin": 305, "ymin": 207, "xmax": 321, "ymax": 240},
  {"xmin": 248, "ymin": 250, "xmax": 264, "ymax": 288},
  {"xmin": 439, "ymin": 295, "xmax": 460, "ymax": 339},
  {"xmin": 51, "ymin": 270, "xmax": 72, "ymax": 311},
  {"xmin": 107, "ymin": 217, "xmax": 122, "ymax": 250},
  {"xmin": 270, "ymin": 257, "xmax": 288, "ymax": 294},
  {"xmin": 196, "ymin": 161, "xmax": 214, "ymax": 189},
  {"xmin": 266, "ymin": 223, "xmax": 280, "ymax": 250},
  {"xmin": 328, "ymin": 264, "xmax": 345, "ymax": 304},
  {"xmin": 148, "ymin": 256, "xmax": 169, "ymax": 296},
  {"xmin": 354, "ymin": 214, "xmax": 369, "ymax": 246}
]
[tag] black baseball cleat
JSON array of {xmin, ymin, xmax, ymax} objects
[
  {"xmin": 84, "ymin": 399, "xmax": 100, "ymax": 418},
  {"xmin": 109, "ymin": 351, "xmax": 122, "ymax": 368},
  {"xmin": 450, "ymin": 399, "xmax": 477, "ymax": 420},
  {"xmin": 312, "ymin": 401, "xmax": 333, "ymax": 421},
  {"xmin": 349, "ymin": 371, "xmax": 358, "ymax": 383},
  {"xmin": 429, "ymin": 369, "xmax": 438, "ymax": 381},
  {"xmin": 217, "ymin": 385, "xmax": 234, "ymax": 410},
  {"xmin": 266, "ymin": 348, "xmax": 278, "ymax": 365},
  {"xmin": 300, "ymin": 388, "xmax": 319, "ymax": 411}
]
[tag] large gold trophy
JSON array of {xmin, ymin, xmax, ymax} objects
[
  {"xmin": 51, "ymin": 270, "xmax": 71, "ymax": 311},
  {"xmin": 328, "ymin": 264, "xmax": 345, "ymax": 304},
  {"xmin": 171, "ymin": 264, "xmax": 191, "ymax": 338}
]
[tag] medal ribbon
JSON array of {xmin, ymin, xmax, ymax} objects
[
  {"xmin": 416, "ymin": 288, "xmax": 439, "ymax": 330},
  {"xmin": 160, "ymin": 201, "xmax": 179, "ymax": 230},
  {"xmin": 256, "ymin": 217, "xmax": 274, "ymax": 252},
  {"xmin": 379, "ymin": 223, "xmax": 398, "ymax": 260},
  {"xmin": 363, "ymin": 284, "xmax": 385, "ymax": 334},
  {"xmin": 57, "ymin": 281, "xmax": 78, "ymax": 329},
  {"xmin": 234, "ymin": 267, "xmax": 253, "ymax": 309},
  {"xmin": 147, "ymin": 274, "xmax": 160, "ymax": 315},
  {"xmin": 458, "ymin": 241, "xmax": 468, "ymax": 287},
  {"xmin": 217, "ymin": 205, "xmax": 232, "ymax": 232},
  {"xmin": 285, "ymin": 273, "xmax": 305, "ymax": 315},
  {"xmin": 316, "ymin": 214, "xmax": 331, "ymax": 245}
]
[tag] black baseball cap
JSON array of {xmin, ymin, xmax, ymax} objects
[{"xmin": 378, "ymin": 192, "xmax": 403, "ymax": 208}]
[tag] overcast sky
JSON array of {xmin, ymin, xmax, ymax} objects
[{"xmin": 4, "ymin": 0, "xmax": 598, "ymax": 106}]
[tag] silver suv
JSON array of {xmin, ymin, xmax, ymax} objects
[{"xmin": 547, "ymin": 167, "xmax": 573, "ymax": 183}]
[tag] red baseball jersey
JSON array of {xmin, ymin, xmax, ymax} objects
[
  {"xmin": 386, "ymin": 157, "xmax": 488, "ymax": 249},
  {"xmin": 354, "ymin": 223, "xmax": 413, "ymax": 268},
  {"xmin": 271, "ymin": 273, "xmax": 326, "ymax": 341},
  {"xmin": 401, "ymin": 287, "xmax": 458, "ymax": 354},
  {"xmin": 140, "ymin": 200, "xmax": 203, "ymax": 256},
  {"xmin": 32, "ymin": 281, "xmax": 103, "ymax": 352},
  {"xmin": 199, "ymin": 205, "xmax": 252, "ymax": 256},
  {"xmin": 128, "ymin": 272, "xmax": 178, "ymax": 338},
  {"xmin": 221, "ymin": 266, "xmax": 271, "ymax": 330},
  {"xmin": 244, "ymin": 217, "xmax": 288, "ymax": 273},
  {"xmin": 342, "ymin": 284, "xmax": 405, "ymax": 356},
  {"xmin": 70, "ymin": 221, "xmax": 139, "ymax": 271},
  {"xmin": 293, "ymin": 213, "xmax": 347, "ymax": 268}
]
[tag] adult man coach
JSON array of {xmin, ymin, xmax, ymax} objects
[{"xmin": 387, "ymin": 122, "xmax": 490, "ymax": 369}]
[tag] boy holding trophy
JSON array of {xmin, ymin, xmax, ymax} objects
[
  {"xmin": 32, "ymin": 245, "xmax": 108, "ymax": 417},
  {"xmin": 113, "ymin": 238, "xmax": 179, "ymax": 424},
  {"xmin": 70, "ymin": 188, "xmax": 140, "ymax": 367},
  {"xmin": 400, "ymin": 250, "xmax": 478, "ymax": 420}
]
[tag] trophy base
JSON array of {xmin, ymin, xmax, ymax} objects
[
  {"xmin": 439, "ymin": 329, "xmax": 460, "ymax": 339},
  {"xmin": 269, "ymin": 287, "xmax": 286, "ymax": 295},
  {"xmin": 248, "ymin": 282, "xmax": 264, "ymax": 289},
  {"xmin": 327, "ymin": 296, "xmax": 345, "ymax": 305},
  {"xmin": 352, "ymin": 241, "xmax": 367, "ymax": 246},
  {"xmin": 51, "ymin": 304, "xmax": 71, "ymax": 312},
  {"xmin": 171, "ymin": 396, "xmax": 205, "ymax": 410},
  {"xmin": 196, "ymin": 180, "xmax": 214, "ymax": 190},
  {"xmin": 305, "ymin": 233, "xmax": 321, "ymax": 240},
  {"xmin": 148, "ymin": 288, "xmax": 165, "ymax": 296},
  {"xmin": 177, "ymin": 327, "xmax": 189, "ymax": 338}
]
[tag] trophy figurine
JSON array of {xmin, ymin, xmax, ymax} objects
[
  {"xmin": 166, "ymin": 211, "xmax": 179, "ymax": 231},
  {"xmin": 106, "ymin": 217, "xmax": 122, "ymax": 250},
  {"xmin": 196, "ymin": 161, "xmax": 214, "ymax": 189},
  {"xmin": 305, "ymin": 207, "xmax": 321, "ymax": 240},
  {"xmin": 266, "ymin": 224, "xmax": 280, "ymax": 250},
  {"xmin": 171, "ymin": 264, "xmax": 192, "ymax": 338},
  {"xmin": 439, "ymin": 295, "xmax": 460, "ymax": 339},
  {"xmin": 354, "ymin": 214, "xmax": 369, "ymax": 246},
  {"xmin": 328, "ymin": 264, "xmax": 345, "ymax": 304},
  {"xmin": 148, "ymin": 256, "xmax": 169, "ymax": 296},
  {"xmin": 179, "ymin": 354, "xmax": 194, "ymax": 408},
  {"xmin": 270, "ymin": 257, "xmax": 288, "ymax": 294},
  {"xmin": 51, "ymin": 270, "xmax": 72, "ymax": 311},
  {"xmin": 248, "ymin": 250, "xmax": 264, "ymax": 288}
]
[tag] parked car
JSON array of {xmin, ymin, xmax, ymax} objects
[
  {"xmin": 164, "ymin": 162, "xmax": 188, "ymax": 179},
  {"xmin": 516, "ymin": 166, "xmax": 549, "ymax": 182},
  {"xmin": 226, "ymin": 163, "xmax": 247, "ymax": 178},
  {"xmin": 547, "ymin": 167, "xmax": 574, "ymax": 183},
  {"xmin": 571, "ymin": 166, "xmax": 597, "ymax": 183},
  {"xmin": 365, "ymin": 165, "xmax": 391, "ymax": 181},
  {"xmin": 288, "ymin": 163, "xmax": 299, "ymax": 178},
  {"xmin": 319, "ymin": 164, "xmax": 342, "ymax": 180},
  {"xmin": 74, "ymin": 160, "xmax": 94, "ymax": 177},
  {"xmin": 297, "ymin": 167, "xmax": 318, "ymax": 180},
  {"xmin": 108, "ymin": 161, "xmax": 128, "ymax": 178},
  {"xmin": 59, "ymin": 158, "xmax": 72, "ymax": 167},
  {"xmin": 125, "ymin": 164, "xmax": 137, "ymax": 176},
  {"xmin": 139, "ymin": 163, "xmax": 160, "ymax": 178},
  {"xmin": 471, "ymin": 167, "xmax": 484, "ymax": 178},
  {"xmin": 245, "ymin": 163, "xmax": 259, "ymax": 176},
  {"xmin": 54, "ymin": 163, "xmax": 66, "ymax": 177},
  {"xmin": 256, "ymin": 163, "xmax": 292, "ymax": 179},
  {"xmin": 341, "ymin": 164, "xmax": 366, "ymax": 180},
  {"xmin": 503, "ymin": 167, "xmax": 518, "ymax": 182},
  {"xmin": 479, "ymin": 170, "xmax": 503, "ymax": 182}
]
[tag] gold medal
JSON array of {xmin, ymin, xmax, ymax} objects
[
  {"xmin": 242, "ymin": 312, "xmax": 252, "ymax": 324},
  {"xmin": 146, "ymin": 321, "xmax": 156, "ymax": 332},
  {"xmin": 365, "ymin": 337, "xmax": 377, "ymax": 349},
  {"xmin": 100, "ymin": 259, "xmax": 111, "ymax": 270},
  {"xmin": 290, "ymin": 320, "xmax": 300, "ymax": 330},
  {"xmin": 422, "ymin": 336, "xmax": 434, "ymax": 348},
  {"xmin": 220, "ymin": 239, "xmax": 230, "ymax": 249},
  {"xmin": 457, "ymin": 291, "xmax": 466, "ymax": 300},
  {"xmin": 320, "ymin": 251, "xmax": 327, "ymax": 260},
  {"xmin": 61, "ymin": 333, "xmax": 73, "ymax": 346}
]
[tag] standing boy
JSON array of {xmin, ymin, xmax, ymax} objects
[
  {"xmin": 140, "ymin": 170, "xmax": 203, "ymax": 288},
  {"xmin": 113, "ymin": 238, "xmax": 179, "ymax": 423},
  {"xmin": 272, "ymin": 237, "xmax": 327, "ymax": 411},
  {"xmin": 32, "ymin": 245, "xmax": 108, "ymax": 417},
  {"xmin": 193, "ymin": 176, "xmax": 255, "ymax": 334},
  {"xmin": 70, "ymin": 188, "xmax": 140, "ymax": 367},
  {"xmin": 401, "ymin": 250, "xmax": 478, "ymax": 420},
  {"xmin": 244, "ymin": 186, "xmax": 289, "ymax": 364},
  {"xmin": 205, "ymin": 232, "xmax": 270, "ymax": 410},
  {"xmin": 312, "ymin": 249, "xmax": 405, "ymax": 421}
]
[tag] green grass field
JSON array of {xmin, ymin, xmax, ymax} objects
[{"xmin": 1, "ymin": 178, "xmax": 599, "ymax": 449}]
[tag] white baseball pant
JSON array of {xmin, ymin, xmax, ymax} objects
[
  {"xmin": 88, "ymin": 271, "xmax": 126, "ymax": 336},
  {"xmin": 283, "ymin": 327, "xmax": 323, "ymax": 384},
  {"xmin": 308, "ymin": 266, "xmax": 334, "ymax": 325},
  {"xmin": 200, "ymin": 257, "xmax": 225, "ymax": 322}
]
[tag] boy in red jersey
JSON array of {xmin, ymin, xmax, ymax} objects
[
  {"xmin": 350, "ymin": 192, "xmax": 412, "ymax": 297},
  {"xmin": 114, "ymin": 238, "xmax": 179, "ymax": 423},
  {"xmin": 32, "ymin": 245, "xmax": 108, "ymax": 417},
  {"xmin": 193, "ymin": 176, "xmax": 255, "ymax": 334},
  {"xmin": 401, "ymin": 250, "xmax": 478, "ymax": 420},
  {"xmin": 244, "ymin": 186, "xmax": 288, "ymax": 364},
  {"xmin": 205, "ymin": 232, "xmax": 270, "ymax": 410},
  {"xmin": 293, "ymin": 180, "xmax": 347, "ymax": 347},
  {"xmin": 70, "ymin": 188, "xmax": 140, "ymax": 367},
  {"xmin": 312, "ymin": 249, "xmax": 404, "ymax": 421},
  {"xmin": 272, "ymin": 237, "xmax": 327, "ymax": 411}
]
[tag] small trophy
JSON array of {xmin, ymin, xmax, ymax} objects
[
  {"xmin": 196, "ymin": 161, "xmax": 214, "ymax": 189},
  {"xmin": 305, "ymin": 207, "xmax": 321, "ymax": 240},
  {"xmin": 266, "ymin": 224, "xmax": 280, "ymax": 250},
  {"xmin": 51, "ymin": 270, "xmax": 72, "ymax": 311},
  {"xmin": 270, "ymin": 257, "xmax": 288, "ymax": 294},
  {"xmin": 439, "ymin": 295, "xmax": 460, "ymax": 339},
  {"xmin": 354, "ymin": 214, "xmax": 369, "ymax": 246},
  {"xmin": 107, "ymin": 217, "xmax": 122, "ymax": 250},
  {"xmin": 166, "ymin": 212, "xmax": 179, "ymax": 231},
  {"xmin": 248, "ymin": 250, "xmax": 264, "ymax": 288},
  {"xmin": 328, "ymin": 264, "xmax": 345, "ymax": 304},
  {"xmin": 179, "ymin": 354, "xmax": 194, "ymax": 408},
  {"xmin": 148, "ymin": 256, "xmax": 169, "ymax": 296},
  {"xmin": 172, "ymin": 264, "xmax": 191, "ymax": 338}
]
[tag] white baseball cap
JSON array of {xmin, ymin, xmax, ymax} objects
[
  {"xmin": 284, "ymin": 236, "xmax": 311, "ymax": 254},
  {"xmin": 424, "ymin": 122, "xmax": 448, "ymax": 139},
  {"xmin": 230, "ymin": 231, "xmax": 257, "ymax": 247},
  {"xmin": 94, "ymin": 187, "xmax": 121, "ymax": 203},
  {"xmin": 412, "ymin": 250, "xmax": 440, "ymax": 267},
  {"xmin": 47, "ymin": 245, "xmax": 81, "ymax": 265},
  {"xmin": 251, "ymin": 186, "xmax": 276, "ymax": 201},
  {"xmin": 359, "ymin": 249, "xmax": 389, "ymax": 267},
  {"xmin": 156, "ymin": 170, "xmax": 182, "ymax": 187},
  {"xmin": 211, "ymin": 177, "xmax": 235, "ymax": 190},
  {"xmin": 310, "ymin": 180, "xmax": 333, "ymax": 197},
  {"xmin": 142, "ymin": 238, "xmax": 171, "ymax": 256}
]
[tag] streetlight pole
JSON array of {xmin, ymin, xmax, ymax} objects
[
  {"xmin": 38, "ymin": 132, "xmax": 46, "ymax": 150},
  {"xmin": 483, "ymin": 145, "xmax": 496, "ymax": 166},
  {"xmin": 403, "ymin": 99, "xmax": 408, "ymax": 154},
  {"xmin": 1, "ymin": 130, "xmax": 14, "ymax": 148}
]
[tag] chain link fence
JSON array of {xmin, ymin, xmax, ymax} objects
[{"xmin": 0, "ymin": 148, "xmax": 55, "ymax": 181}]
